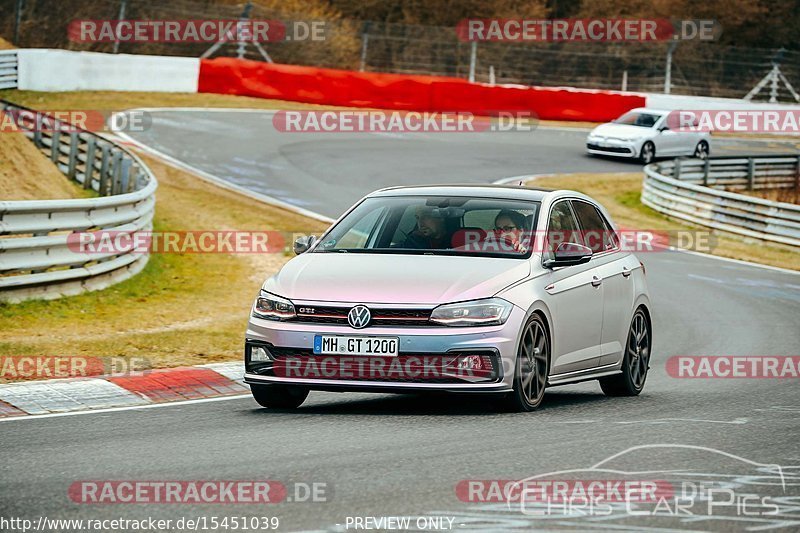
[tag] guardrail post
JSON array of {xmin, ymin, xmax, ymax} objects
[
  {"xmin": 33, "ymin": 128, "xmax": 42, "ymax": 148},
  {"xmin": 99, "ymin": 144, "xmax": 111, "ymax": 196},
  {"xmin": 674, "ymin": 158, "xmax": 682, "ymax": 180},
  {"xmin": 119, "ymin": 158, "xmax": 132, "ymax": 193},
  {"xmin": 747, "ymin": 158, "xmax": 755, "ymax": 190},
  {"xmin": 50, "ymin": 130, "xmax": 60, "ymax": 163},
  {"xmin": 795, "ymin": 157, "xmax": 800, "ymax": 191},
  {"xmin": 111, "ymin": 151, "xmax": 123, "ymax": 195},
  {"xmin": 134, "ymin": 168, "xmax": 145, "ymax": 190},
  {"xmin": 67, "ymin": 132, "xmax": 79, "ymax": 180},
  {"xmin": 83, "ymin": 137, "xmax": 96, "ymax": 190},
  {"xmin": 703, "ymin": 158, "xmax": 710, "ymax": 186}
]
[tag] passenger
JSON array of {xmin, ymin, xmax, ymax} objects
[{"xmin": 494, "ymin": 209, "xmax": 527, "ymax": 252}]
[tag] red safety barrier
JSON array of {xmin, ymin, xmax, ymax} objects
[{"xmin": 198, "ymin": 58, "xmax": 645, "ymax": 122}]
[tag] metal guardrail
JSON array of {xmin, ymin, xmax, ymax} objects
[
  {"xmin": 0, "ymin": 50, "xmax": 18, "ymax": 89},
  {"xmin": 642, "ymin": 155, "xmax": 800, "ymax": 248},
  {"xmin": 0, "ymin": 100, "xmax": 157, "ymax": 302}
]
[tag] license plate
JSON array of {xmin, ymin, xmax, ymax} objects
[{"xmin": 313, "ymin": 335, "xmax": 399, "ymax": 356}]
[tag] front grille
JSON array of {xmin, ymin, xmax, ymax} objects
[
  {"xmin": 249, "ymin": 347, "xmax": 500, "ymax": 384},
  {"xmin": 587, "ymin": 143, "xmax": 633, "ymax": 154},
  {"xmin": 293, "ymin": 306, "xmax": 433, "ymax": 327}
]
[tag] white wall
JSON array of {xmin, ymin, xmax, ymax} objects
[
  {"xmin": 17, "ymin": 49, "xmax": 199, "ymax": 92},
  {"xmin": 646, "ymin": 92, "xmax": 800, "ymax": 110}
]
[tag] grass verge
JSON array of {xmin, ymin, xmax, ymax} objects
[
  {"xmin": 0, "ymin": 154, "xmax": 328, "ymax": 381},
  {"xmin": 531, "ymin": 172, "xmax": 799, "ymax": 271},
  {"xmin": 0, "ymin": 90, "xmax": 343, "ymax": 113}
]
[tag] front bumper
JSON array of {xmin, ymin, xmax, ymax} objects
[
  {"xmin": 243, "ymin": 306, "xmax": 526, "ymax": 393},
  {"xmin": 586, "ymin": 140, "xmax": 637, "ymax": 158}
]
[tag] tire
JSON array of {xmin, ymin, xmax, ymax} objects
[
  {"xmin": 250, "ymin": 384, "xmax": 309, "ymax": 409},
  {"xmin": 503, "ymin": 314, "xmax": 550, "ymax": 412},
  {"xmin": 693, "ymin": 140, "xmax": 709, "ymax": 160},
  {"xmin": 600, "ymin": 308, "xmax": 651, "ymax": 397},
  {"xmin": 639, "ymin": 142, "xmax": 655, "ymax": 164}
]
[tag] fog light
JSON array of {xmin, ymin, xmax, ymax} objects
[
  {"xmin": 457, "ymin": 355, "xmax": 484, "ymax": 370},
  {"xmin": 250, "ymin": 345, "xmax": 271, "ymax": 362}
]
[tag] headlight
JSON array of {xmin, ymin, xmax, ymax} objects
[
  {"xmin": 252, "ymin": 291, "xmax": 296, "ymax": 320},
  {"xmin": 430, "ymin": 298, "xmax": 513, "ymax": 326}
]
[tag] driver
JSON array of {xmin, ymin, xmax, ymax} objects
[{"xmin": 400, "ymin": 206, "xmax": 451, "ymax": 249}]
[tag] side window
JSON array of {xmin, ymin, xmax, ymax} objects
[
  {"xmin": 544, "ymin": 200, "xmax": 581, "ymax": 261},
  {"xmin": 463, "ymin": 209, "xmax": 498, "ymax": 230},
  {"xmin": 571, "ymin": 200, "xmax": 618, "ymax": 253}
]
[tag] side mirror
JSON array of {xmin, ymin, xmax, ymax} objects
[
  {"xmin": 543, "ymin": 242, "xmax": 593, "ymax": 268},
  {"xmin": 293, "ymin": 235, "xmax": 317, "ymax": 255},
  {"xmin": 658, "ymin": 125, "xmax": 669, "ymax": 132}
]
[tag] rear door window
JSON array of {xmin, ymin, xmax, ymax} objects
[{"xmin": 571, "ymin": 200, "xmax": 618, "ymax": 253}]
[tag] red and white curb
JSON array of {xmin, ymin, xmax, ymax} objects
[{"xmin": 0, "ymin": 362, "xmax": 247, "ymax": 418}]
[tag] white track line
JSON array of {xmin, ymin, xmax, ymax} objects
[{"xmin": 110, "ymin": 110, "xmax": 334, "ymax": 224}]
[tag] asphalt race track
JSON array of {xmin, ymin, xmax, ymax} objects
[
  {"xmin": 122, "ymin": 109, "xmax": 800, "ymax": 218},
  {"xmin": 1, "ymin": 110, "xmax": 799, "ymax": 532}
]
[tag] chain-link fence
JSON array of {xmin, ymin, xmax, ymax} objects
[
  {"xmin": 2, "ymin": 0, "xmax": 799, "ymax": 101},
  {"xmin": 355, "ymin": 22, "xmax": 800, "ymax": 101}
]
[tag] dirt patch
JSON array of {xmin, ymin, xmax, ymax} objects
[
  {"xmin": 0, "ymin": 131, "xmax": 93, "ymax": 200},
  {"xmin": 731, "ymin": 186, "xmax": 800, "ymax": 205}
]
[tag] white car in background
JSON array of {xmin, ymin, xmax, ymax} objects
[{"xmin": 586, "ymin": 108, "xmax": 710, "ymax": 164}]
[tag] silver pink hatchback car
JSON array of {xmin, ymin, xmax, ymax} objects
[{"xmin": 244, "ymin": 185, "xmax": 652, "ymax": 411}]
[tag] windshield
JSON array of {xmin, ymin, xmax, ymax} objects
[
  {"xmin": 613, "ymin": 111, "xmax": 662, "ymax": 128},
  {"xmin": 314, "ymin": 195, "xmax": 540, "ymax": 257}
]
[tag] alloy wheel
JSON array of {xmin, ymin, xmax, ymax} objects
[
  {"xmin": 627, "ymin": 311, "xmax": 650, "ymax": 390},
  {"xmin": 519, "ymin": 319, "xmax": 549, "ymax": 406}
]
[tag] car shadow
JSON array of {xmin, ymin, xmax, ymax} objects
[
  {"xmin": 244, "ymin": 388, "xmax": 617, "ymax": 417},
  {"xmin": 586, "ymin": 153, "xmax": 648, "ymax": 165}
]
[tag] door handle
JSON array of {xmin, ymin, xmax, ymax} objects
[
  {"xmin": 591, "ymin": 275, "xmax": 602, "ymax": 287},
  {"xmin": 622, "ymin": 266, "xmax": 631, "ymax": 278}
]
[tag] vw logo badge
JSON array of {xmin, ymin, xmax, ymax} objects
[{"xmin": 348, "ymin": 305, "xmax": 371, "ymax": 329}]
